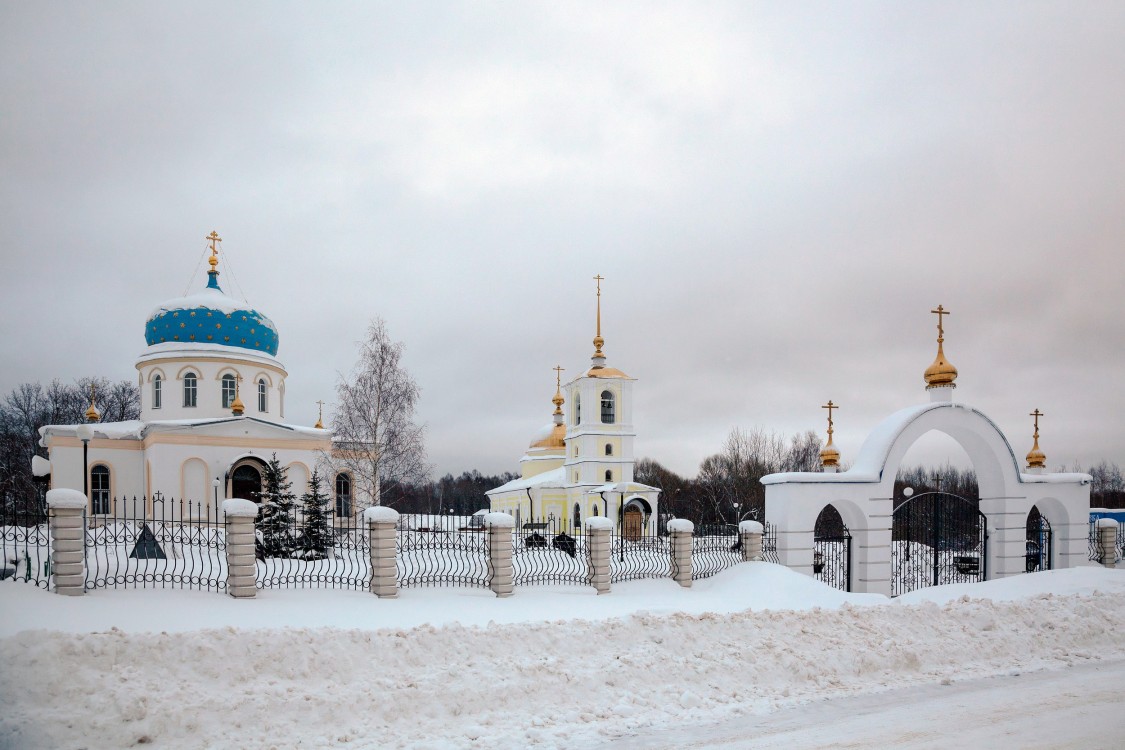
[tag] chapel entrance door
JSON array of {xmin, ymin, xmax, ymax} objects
[
  {"xmin": 231, "ymin": 464, "xmax": 263, "ymax": 501},
  {"xmin": 622, "ymin": 506, "xmax": 643, "ymax": 541}
]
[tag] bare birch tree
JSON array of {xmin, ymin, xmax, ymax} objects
[{"xmin": 331, "ymin": 318, "xmax": 428, "ymax": 509}]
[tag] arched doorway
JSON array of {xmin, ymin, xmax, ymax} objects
[
  {"xmin": 231, "ymin": 462, "xmax": 264, "ymax": 501},
  {"xmin": 813, "ymin": 505, "xmax": 851, "ymax": 591},
  {"xmin": 892, "ymin": 489, "xmax": 986, "ymax": 596},
  {"xmin": 1026, "ymin": 506, "xmax": 1052, "ymax": 572}
]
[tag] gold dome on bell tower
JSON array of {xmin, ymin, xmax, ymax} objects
[
  {"xmin": 923, "ymin": 304, "xmax": 958, "ymax": 388},
  {"xmin": 819, "ymin": 400, "xmax": 840, "ymax": 469}
]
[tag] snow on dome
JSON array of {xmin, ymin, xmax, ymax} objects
[
  {"xmin": 145, "ymin": 284, "xmax": 279, "ymax": 356},
  {"xmin": 528, "ymin": 421, "xmax": 566, "ymax": 450}
]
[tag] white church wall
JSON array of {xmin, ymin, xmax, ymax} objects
[{"xmin": 137, "ymin": 351, "xmax": 287, "ymax": 423}]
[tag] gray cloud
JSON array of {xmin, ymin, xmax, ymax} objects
[{"xmin": 2, "ymin": 1, "xmax": 1122, "ymax": 479}]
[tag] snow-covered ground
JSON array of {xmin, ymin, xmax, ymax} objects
[{"xmin": 2, "ymin": 564, "xmax": 1124, "ymax": 749}]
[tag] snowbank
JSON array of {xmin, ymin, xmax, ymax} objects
[{"xmin": 1, "ymin": 567, "xmax": 1123, "ymax": 750}]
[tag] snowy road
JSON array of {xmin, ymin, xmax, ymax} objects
[{"xmin": 602, "ymin": 659, "xmax": 1125, "ymax": 749}]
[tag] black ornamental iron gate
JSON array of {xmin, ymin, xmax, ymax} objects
[
  {"xmin": 1025, "ymin": 508, "xmax": 1052, "ymax": 572},
  {"xmin": 891, "ymin": 491, "xmax": 987, "ymax": 597},
  {"xmin": 813, "ymin": 515, "xmax": 851, "ymax": 592}
]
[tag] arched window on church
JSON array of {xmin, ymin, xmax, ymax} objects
[
  {"xmin": 335, "ymin": 473, "xmax": 352, "ymax": 517},
  {"xmin": 574, "ymin": 392, "xmax": 581, "ymax": 425},
  {"xmin": 183, "ymin": 372, "xmax": 198, "ymax": 408},
  {"xmin": 600, "ymin": 390, "xmax": 615, "ymax": 424},
  {"xmin": 573, "ymin": 502, "xmax": 581, "ymax": 530},
  {"xmin": 592, "ymin": 504, "xmax": 599, "ymax": 517},
  {"xmin": 605, "ymin": 469, "xmax": 613, "ymax": 483},
  {"xmin": 605, "ymin": 444, "xmax": 613, "ymax": 456},
  {"xmin": 221, "ymin": 374, "xmax": 237, "ymax": 409},
  {"xmin": 258, "ymin": 379, "xmax": 268, "ymax": 412},
  {"xmin": 153, "ymin": 375, "xmax": 162, "ymax": 409},
  {"xmin": 90, "ymin": 464, "xmax": 111, "ymax": 515}
]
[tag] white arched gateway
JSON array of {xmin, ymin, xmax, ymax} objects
[
  {"xmin": 763, "ymin": 400, "xmax": 1090, "ymax": 596},
  {"xmin": 762, "ymin": 310, "xmax": 1090, "ymax": 597}
]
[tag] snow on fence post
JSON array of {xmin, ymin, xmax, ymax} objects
[
  {"xmin": 223, "ymin": 499, "xmax": 259, "ymax": 598},
  {"xmin": 1096, "ymin": 518, "xmax": 1118, "ymax": 569},
  {"xmin": 364, "ymin": 506, "xmax": 400, "ymax": 598},
  {"xmin": 668, "ymin": 519, "xmax": 694, "ymax": 588},
  {"xmin": 739, "ymin": 520, "xmax": 764, "ymax": 563},
  {"xmin": 46, "ymin": 489, "xmax": 87, "ymax": 596},
  {"xmin": 585, "ymin": 516, "xmax": 613, "ymax": 594},
  {"xmin": 485, "ymin": 512, "xmax": 515, "ymax": 598}
]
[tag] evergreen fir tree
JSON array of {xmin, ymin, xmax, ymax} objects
[
  {"xmin": 254, "ymin": 453, "xmax": 297, "ymax": 558},
  {"xmin": 296, "ymin": 469, "xmax": 333, "ymax": 560}
]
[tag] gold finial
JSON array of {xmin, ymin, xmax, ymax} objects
[
  {"xmin": 552, "ymin": 365, "xmax": 565, "ymax": 415},
  {"xmin": 591, "ymin": 274, "xmax": 605, "ymax": 363},
  {"xmin": 85, "ymin": 382, "xmax": 100, "ymax": 423},
  {"xmin": 923, "ymin": 304, "xmax": 958, "ymax": 387},
  {"xmin": 1026, "ymin": 408, "xmax": 1046, "ymax": 469},
  {"xmin": 819, "ymin": 400, "xmax": 840, "ymax": 468},
  {"xmin": 207, "ymin": 230, "xmax": 221, "ymax": 273},
  {"xmin": 231, "ymin": 374, "xmax": 245, "ymax": 416},
  {"xmin": 315, "ymin": 399, "xmax": 325, "ymax": 430}
]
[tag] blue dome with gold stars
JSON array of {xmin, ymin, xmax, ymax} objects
[{"xmin": 145, "ymin": 270, "xmax": 279, "ymax": 356}]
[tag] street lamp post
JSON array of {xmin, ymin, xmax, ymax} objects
[
  {"xmin": 75, "ymin": 424, "xmax": 94, "ymax": 499},
  {"xmin": 213, "ymin": 478, "xmax": 221, "ymax": 515}
]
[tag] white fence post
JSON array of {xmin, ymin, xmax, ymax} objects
[
  {"xmin": 364, "ymin": 506, "xmax": 400, "ymax": 598},
  {"xmin": 46, "ymin": 489, "xmax": 87, "ymax": 596},
  {"xmin": 223, "ymin": 498, "xmax": 258, "ymax": 598},
  {"xmin": 740, "ymin": 520, "xmax": 764, "ymax": 562},
  {"xmin": 486, "ymin": 512, "xmax": 515, "ymax": 597},
  {"xmin": 668, "ymin": 519, "xmax": 694, "ymax": 587},
  {"xmin": 1097, "ymin": 518, "xmax": 1118, "ymax": 569},
  {"xmin": 585, "ymin": 517, "xmax": 612, "ymax": 594}
]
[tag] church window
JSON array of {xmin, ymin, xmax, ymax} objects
[
  {"xmin": 153, "ymin": 375, "xmax": 162, "ymax": 409},
  {"xmin": 600, "ymin": 391, "xmax": 615, "ymax": 424},
  {"xmin": 257, "ymin": 379, "xmax": 267, "ymax": 412},
  {"xmin": 605, "ymin": 444, "xmax": 613, "ymax": 456},
  {"xmin": 221, "ymin": 374, "xmax": 237, "ymax": 408},
  {"xmin": 90, "ymin": 464, "xmax": 110, "ymax": 515},
  {"xmin": 605, "ymin": 469, "xmax": 613, "ymax": 482},
  {"xmin": 573, "ymin": 502, "xmax": 581, "ymax": 530},
  {"xmin": 183, "ymin": 373, "xmax": 198, "ymax": 407},
  {"xmin": 335, "ymin": 473, "xmax": 352, "ymax": 517},
  {"xmin": 574, "ymin": 393, "xmax": 581, "ymax": 425},
  {"xmin": 592, "ymin": 505, "xmax": 599, "ymax": 517}
]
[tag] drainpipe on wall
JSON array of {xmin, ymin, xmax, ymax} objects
[{"xmin": 525, "ymin": 488, "xmax": 534, "ymax": 525}]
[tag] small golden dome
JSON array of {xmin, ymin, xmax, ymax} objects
[
  {"xmin": 819, "ymin": 443, "xmax": 840, "ymax": 468},
  {"xmin": 1025, "ymin": 408, "xmax": 1045, "ymax": 469},
  {"xmin": 231, "ymin": 394, "xmax": 245, "ymax": 416},
  {"xmin": 529, "ymin": 422, "xmax": 567, "ymax": 450},
  {"xmin": 85, "ymin": 403, "xmax": 100, "ymax": 423},
  {"xmin": 585, "ymin": 366, "xmax": 630, "ymax": 379},
  {"xmin": 924, "ymin": 341, "xmax": 958, "ymax": 386}
]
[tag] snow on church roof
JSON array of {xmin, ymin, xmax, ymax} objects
[
  {"xmin": 39, "ymin": 417, "xmax": 328, "ymax": 445},
  {"xmin": 486, "ymin": 467, "xmax": 566, "ymax": 495}
]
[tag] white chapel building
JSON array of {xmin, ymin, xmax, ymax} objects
[
  {"xmin": 38, "ymin": 233, "xmax": 360, "ymax": 519},
  {"xmin": 486, "ymin": 281, "xmax": 661, "ymax": 536}
]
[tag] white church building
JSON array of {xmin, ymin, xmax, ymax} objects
[
  {"xmin": 486, "ymin": 279, "xmax": 661, "ymax": 536},
  {"xmin": 37, "ymin": 233, "xmax": 362, "ymax": 519}
]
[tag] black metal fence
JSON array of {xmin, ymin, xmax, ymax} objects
[
  {"xmin": 255, "ymin": 506, "xmax": 370, "ymax": 590},
  {"xmin": 85, "ymin": 496, "xmax": 226, "ymax": 592},
  {"xmin": 691, "ymin": 524, "xmax": 741, "ymax": 580},
  {"xmin": 762, "ymin": 522, "xmax": 779, "ymax": 564},
  {"xmin": 1088, "ymin": 520, "xmax": 1124, "ymax": 565},
  {"xmin": 512, "ymin": 517, "xmax": 591, "ymax": 586},
  {"xmin": 1025, "ymin": 511, "xmax": 1052, "ymax": 572},
  {"xmin": 814, "ymin": 526, "xmax": 851, "ymax": 592},
  {"xmin": 1, "ymin": 501, "xmax": 52, "ymax": 589},
  {"xmin": 397, "ymin": 514, "xmax": 491, "ymax": 588},
  {"xmin": 609, "ymin": 524, "xmax": 670, "ymax": 583},
  {"xmin": 891, "ymin": 492, "xmax": 987, "ymax": 597}
]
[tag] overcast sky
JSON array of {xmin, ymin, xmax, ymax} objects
[{"xmin": 2, "ymin": 2, "xmax": 1123, "ymax": 479}]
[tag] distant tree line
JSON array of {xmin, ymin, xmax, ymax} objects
[
  {"xmin": 0, "ymin": 378, "xmax": 139, "ymax": 515},
  {"xmin": 382, "ymin": 470, "xmax": 519, "ymax": 516}
]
